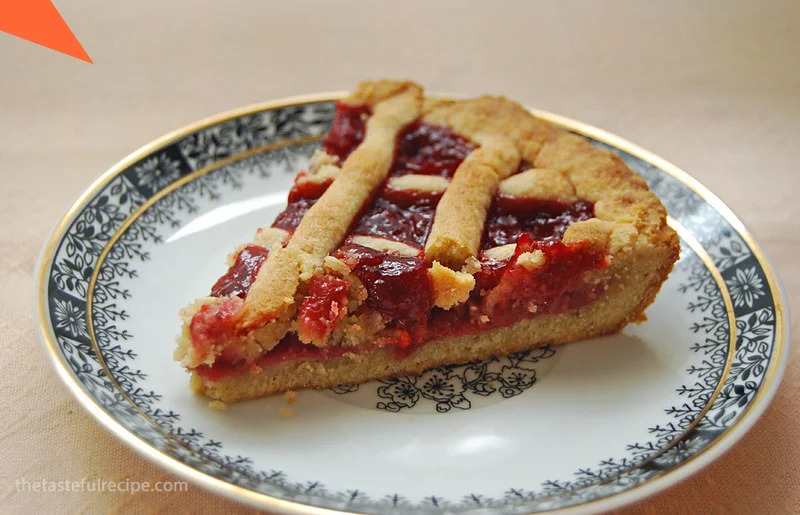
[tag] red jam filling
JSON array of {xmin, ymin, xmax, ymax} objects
[
  {"xmin": 210, "ymin": 245, "xmax": 269, "ymax": 298},
  {"xmin": 297, "ymin": 274, "xmax": 350, "ymax": 342},
  {"xmin": 336, "ymin": 244, "xmax": 433, "ymax": 342},
  {"xmin": 287, "ymin": 174, "xmax": 332, "ymax": 202},
  {"xmin": 391, "ymin": 121, "xmax": 476, "ymax": 177},
  {"xmin": 322, "ymin": 103, "xmax": 371, "ymax": 162},
  {"xmin": 480, "ymin": 234, "xmax": 605, "ymax": 317},
  {"xmin": 483, "ymin": 196, "xmax": 595, "ymax": 248},
  {"xmin": 381, "ymin": 185, "xmax": 443, "ymax": 207},
  {"xmin": 258, "ymin": 336, "xmax": 367, "ymax": 367},
  {"xmin": 189, "ymin": 296, "xmax": 244, "ymax": 367},
  {"xmin": 349, "ymin": 198, "xmax": 436, "ymax": 248},
  {"xmin": 428, "ymin": 235, "xmax": 607, "ymax": 339},
  {"xmin": 193, "ymin": 334, "xmax": 367, "ymax": 381},
  {"xmin": 272, "ymin": 197, "xmax": 317, "ymax": 232}
]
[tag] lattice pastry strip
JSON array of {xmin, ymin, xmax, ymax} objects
[{"xmin": 424, "ymin": 137, "xmax": 519, "ymax": 268}]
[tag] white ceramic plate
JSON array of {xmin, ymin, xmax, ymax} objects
[{"xmin": 35, "ymin": 94, "xmax": 789, "ymax": 514}]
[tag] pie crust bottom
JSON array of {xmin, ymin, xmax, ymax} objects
[{"xmin": 189, "ymin": 244, "xmax": 676, "ymax": 403}]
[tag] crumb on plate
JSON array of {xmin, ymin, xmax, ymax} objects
[{"xmin": 208, "ymin": 400, "xmax": 227, "ymax": 410}]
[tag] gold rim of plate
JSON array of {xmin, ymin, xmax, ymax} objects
[{"xmin": 33, "ymin": 92, "xmax": 789, "ymax": 515}]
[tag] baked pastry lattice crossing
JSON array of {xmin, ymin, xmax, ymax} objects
[{"xmin": 175, "ymin": 80, "xmax": 680, "ymax": 402}]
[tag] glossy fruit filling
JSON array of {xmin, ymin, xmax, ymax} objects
[
  {"xmin": 350, "ymin": 198, "xmax": 436, "ymax": 248},
  {"xmin": 192, "ymin": 101, "xmax": 607, "ymax": 378},
  {"xmin": 297, "ymin": 274, "xmax": 350, "ymax": 343},
  {"xmin": 483, "ymin": 196, "xmax": 595, "ymax": 248},
  {"xmin": 391, "ymin": 121, "xmax": 476, "ymax": 177},
  {"xmin": 193, "ymin": 334, "xmax": 381, "ymax": 382},
  {"xmin": 336, "ymin": 244, "xmax": 433, "ymax": 342},
  {"xmin": 430, "ymin": 234, "xmax": 607, "ymax": 339},
  {"xmin": 272, "ymin": 197, "xmax": 317, "ymax": 232},
  {"xmin": 322, "ymin": 103, "xmax": 371, "ymax": 162},
  {"xmin": 210, "ymin": 245, "xmax": 269, "ymax": 298}
]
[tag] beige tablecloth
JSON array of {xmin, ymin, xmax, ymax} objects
[{"xmin": 2, "ymin": 1, "xmax": 798, "ymax": 513}]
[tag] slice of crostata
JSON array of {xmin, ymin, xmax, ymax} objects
[{"xmin": 175, "ymin": 80, "xmax": 680, "ymax": 403}]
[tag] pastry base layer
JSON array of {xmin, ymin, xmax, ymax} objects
[{"xmin": 189, "ymin": 243, "xmax": 676, "ymax": 403}]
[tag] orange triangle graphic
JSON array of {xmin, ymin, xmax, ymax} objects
[{"xmin": 0, "ymin": 0, "xmax": 92, "ymax": 63}]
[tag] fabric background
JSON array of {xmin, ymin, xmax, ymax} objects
[{"xmin": 1, "ymin": 1, "xmax": 798, "ymax": 513}]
